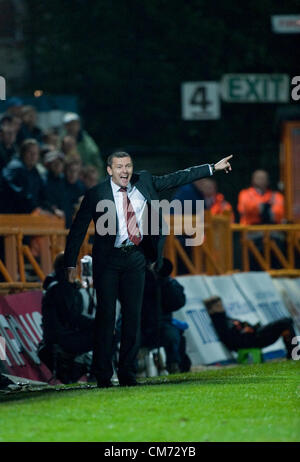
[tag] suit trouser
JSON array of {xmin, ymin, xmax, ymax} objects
[{"xmin": 92, "ymin": 246, "xmax": 146, "ymax": 382}]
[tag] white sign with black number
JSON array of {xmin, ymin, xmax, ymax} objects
[{"xmin": 181, "ymin": 82, "xmax": 220, "ymax": 120}]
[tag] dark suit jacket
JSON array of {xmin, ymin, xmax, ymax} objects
[{"xmin": 64, "ymin": 164, "xmax": 211, "ymax": 280}]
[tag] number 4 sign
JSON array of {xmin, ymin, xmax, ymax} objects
[{"xmin": 181, "ymin": 82, "xmax": 220, "ymax": 120}]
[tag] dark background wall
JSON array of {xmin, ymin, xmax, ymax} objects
[{"xmin": 20, "ymin": 0, "xmax": 300, "ymax": 208}]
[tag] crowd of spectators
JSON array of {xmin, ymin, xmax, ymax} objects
[
  {"xmin": 0, "ymin": 97, "xmax": 286, "ymax": 230},
  {"xmin": 0, "ymin": 98, "xmax": 105, "ymax": 228}
]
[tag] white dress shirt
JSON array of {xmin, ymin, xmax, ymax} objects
[{"xmin": 110, "ymin": 178, "xmax": 147, "ymax": 247}]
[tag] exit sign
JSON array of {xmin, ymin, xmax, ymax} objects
[{"xmin": 221, "ymin": 74, "xmax": 289, "ymax": 103}]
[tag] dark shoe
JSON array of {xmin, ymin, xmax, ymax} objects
[
  {"xmin": 119, "ymin": 378, "xmax": 139, "ymax": 387},
  {"xmin": 167, "ymin": 362, "xmax": 180, "ymax": 374},
  {"xmin": 97, "ymin": 380, "xmax": 113, "ymax": 388}
]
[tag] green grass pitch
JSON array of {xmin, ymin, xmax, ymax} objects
[{"xmin": 1, "ymin": 361, "xmax": 299, "ymax": 442}]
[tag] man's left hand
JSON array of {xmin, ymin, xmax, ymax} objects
[{"xmin": 215, "ymin": 155, "xmax": 233, "ymax": 173}]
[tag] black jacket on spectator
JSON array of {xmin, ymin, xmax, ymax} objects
[
  {"xmin": 17, "ymin": 124, "xmax": 43, "ymax": 146},
  {"xmin": 44, "ymin": 171, "xmax": 68, "ymax": 214},
  {"xmin": 141, "ymin": 269, "xmax": 186, "ymax": 349},
  {"xmin": 0, "ymin": 157, "xmax": 49, "ymax": 213},
  {"xmin": 0, "ymin": 143, "xmax": 18, "ymax": 170},
  {"xmin": 64, "ymin": 178, "xmax": 86, "ymax": 228}
]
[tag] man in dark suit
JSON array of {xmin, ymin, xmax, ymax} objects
[{"xmin": 64, "ymin": 151, "xmax": 233, "ymax": 387}]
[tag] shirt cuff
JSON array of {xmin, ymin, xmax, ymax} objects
[{"xmin": 209, "ymin": 164, "xmax": 213, "ymax": 176}]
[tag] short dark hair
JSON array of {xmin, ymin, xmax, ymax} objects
[
  {"xmin": 107, "ymin": 151, "xmax": 132, "ymax": 167},
  {"xmin": 203, "ymin": 296, "xmax": 222, "ymax": 312},
  {"xmin": 20, "ymin": 138, "xmax": 39, "ymax": 157},
  {"xmin": 53, "ymin": 251, "xmax": 65, "ymax": 273},
  {"xmin": 0, "ymin": 115, "xmax": 13, "ymax": 127}
]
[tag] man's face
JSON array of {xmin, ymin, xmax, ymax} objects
[
  {"xmin": 23, "ymin": 109, "xmax": 37, "ymax": 126},
  {"xmin": 195, "ymin": 179, "xmax": 216, "ymax": 197},
  {"xmin": 66, "ymin": 163, "xmax": 81, "ymax": 184},
  {"xmin": 208, "ymin": 300, "xmax": 225, "ymax": 314},
  {"xmin": 83, "ymin": 171, "xmax": 99, "ymax": 189},
  {"xmin": 252, "ymin": 170, "xmax": 269, "ymax": 191},
  {"xmin": 49, "ymin": 158, "xmax": 64, "ymax": 176},
  {"xmin": 23, "ymin": 145, "xmax": 39, "ymax": 169},
  {"xmin": 62, "ymin": 135, "xmax": 76, "ymax": 153},
  {"xmin": 107, "ymin": 156, "xmax": 133, "ymax": 188},
  {"xmin": 65, "ymin": 120, "xmax": 80, "ymax": 137},
  {"xmin": 1, "ymin": 126, "xmax": 16, "ymax": 146}
]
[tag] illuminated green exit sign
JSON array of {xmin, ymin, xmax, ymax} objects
[{"xmin": 221, "ymin": 74, "xmax": 289, "ymax": 103}]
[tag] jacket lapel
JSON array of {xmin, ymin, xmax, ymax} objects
[
  {"xmin": 97, "ymin": 177, "xmax": 118, "ymax": 233},
  {"xmin": 101, "ymin": 177, "xmax": 114, "ymax": 203},
  {"xmin": 131, "ymin": 173, "xmax": 151, "ymax": 203}
]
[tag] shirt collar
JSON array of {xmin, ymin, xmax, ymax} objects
[{"xmin": 110, "ymin": 177, "xmax": 132, "ymax": 193}]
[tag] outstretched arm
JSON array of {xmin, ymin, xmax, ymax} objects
[{"xmin": 152, "ymin": 155, "xmax": 233, "ymax": 192}]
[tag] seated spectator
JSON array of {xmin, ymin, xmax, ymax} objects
[
  {"xmin": 1, "ymin": 114, "xmax": 22, "ymax": 140},
  {"xmin": 196, "ymin": 178, "xmax": 234, "ymax": 221},
  {"xmin": 37, "ymin": 143, "xmax": 57, "ymax": 177},
  {"xmin": 42, "ymin": 130, "xmax": 60, "ymax": 149},
  {"xmin": 81, "ymin": 165, "xmax": 100, "ymax": 189},
  {"xmin": 44, "ymin": 150, "xmax": 67, "ymax": 221},
  {"xmin": 203, "ymin": 296, "xmax": 298, "ymax": 359},
  {"xmin": 172, "ymin": 178, "xmax": 205, "ymax": 215},
  {"xmin": 0, "ymin": 123, "xmax": 18, "ymax": 170},
  {"xmin": 38, "ymin": 252, "xmax": 94, "ymax": 383},
  {"xmin": 0, "ymin": 139, "xmax": 49, "ymax": 214},
  {"xmin": 61, "ymin": 134, "xmax": 80, "ymax": 159},
  {"xmin": 5, "ymin": 97, "xmax": 23, "ymax": 119},
  {"xmin": 62, "ymin": 112, "xmax": 104, "ymax": 179},
  {"xmin": 238, "ymin": 170, "xmax": 284, "ymax": 225},
  {"xmin": 64, "ymin": 156, "xmax": 86, "ymax": 228},
  {"xmin": 173, "ymin": 177, "xmax": 233, "ymax": 219},
  {"xmin": 17, "ymin": 105, "xmax": 44, "ymax": 145}
]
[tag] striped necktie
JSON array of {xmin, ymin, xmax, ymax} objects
[{"xmin": 119, "ymin": 187, "xmax": 142, "ymax": 246}]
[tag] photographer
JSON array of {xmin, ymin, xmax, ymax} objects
[{"xmin": 38, "ymin": 252, "xmax": 95, "ymax": 383}]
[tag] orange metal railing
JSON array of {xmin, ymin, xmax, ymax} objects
[{"xmin": 1, "ymin": 212, "xmax": 300, "ymax": 292}]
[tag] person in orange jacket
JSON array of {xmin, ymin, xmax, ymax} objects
[
  {"xmin": 197, "ymin": 178, "xmax": 235, "ymax": 222},
  {"xmin": 238, "ymin": 170, "xmax": 285, "ymax": 225}
]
